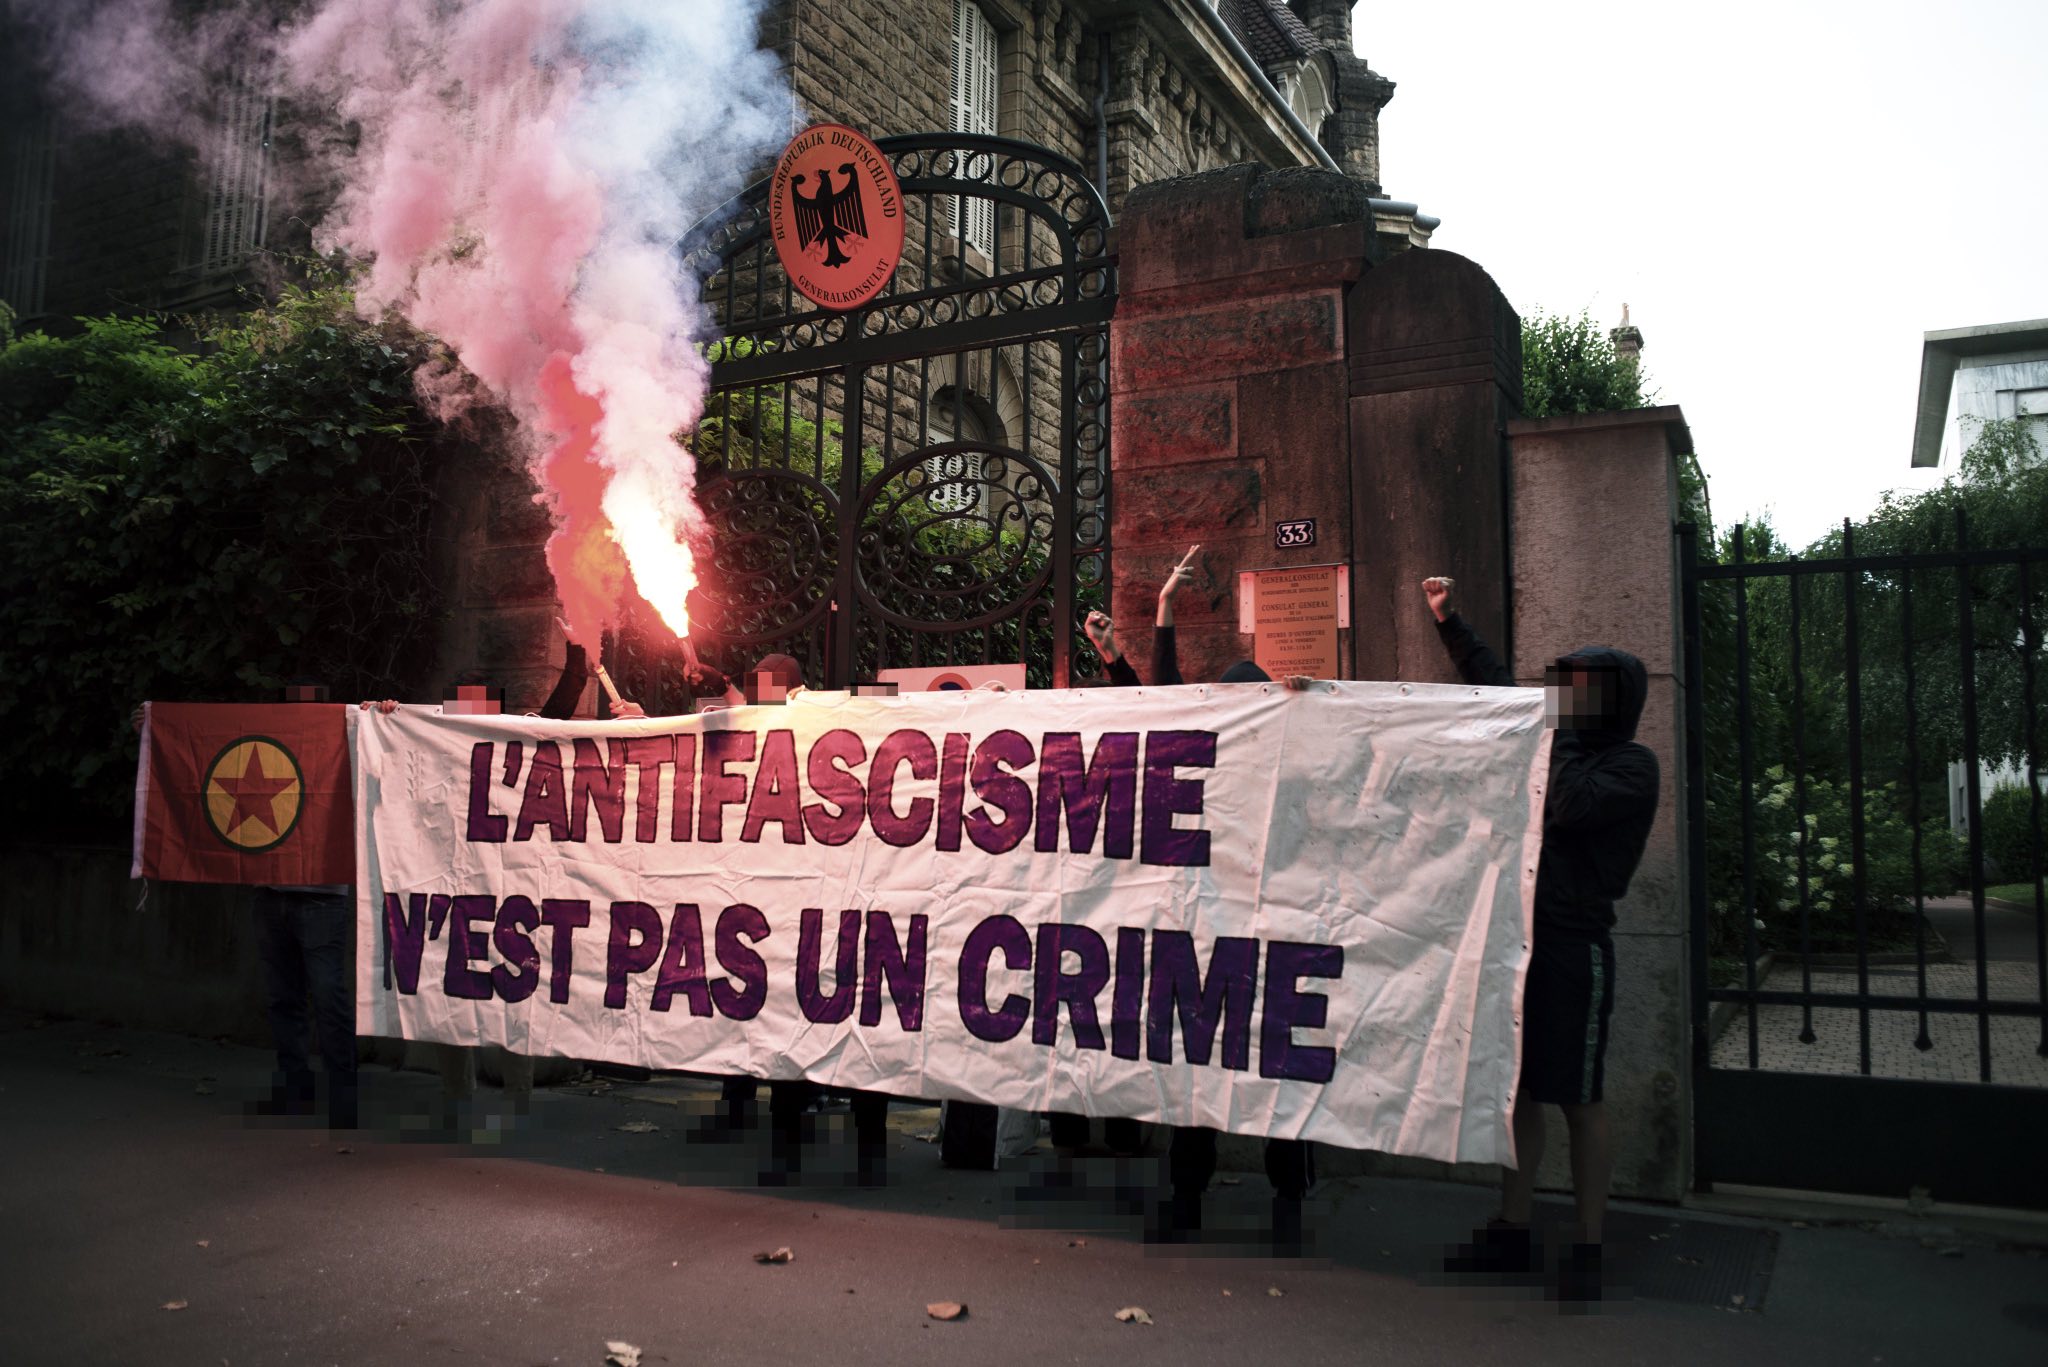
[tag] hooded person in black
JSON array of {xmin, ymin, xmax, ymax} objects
[{"xmin": 1424, "ymin": 575, "xmax": 1658, "ymax": 1304}]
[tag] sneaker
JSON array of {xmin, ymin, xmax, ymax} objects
[
  {"xmin": 1552, "ymin": 1242, "xmax": 1603, "ymax": 1308},
  {"xmin": 1146, "ymin": 1192, "xmax": 1202, "ymax": 1245},
  {"xmin": 1442, "ymin": 1218, "xmax": 1538, "ymax": 1279},
  {"xmin": 249, "ymin": 1088, "xmax": 315, "ymax": 1119}
]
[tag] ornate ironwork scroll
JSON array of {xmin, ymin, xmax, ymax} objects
[{"xmin": 605, "ymin": 134, "xmax": 1114, "ymax": 703}]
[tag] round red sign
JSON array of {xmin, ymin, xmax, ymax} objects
[{"xmin": 768, "ymin": 123, "xmax": 905, "ymax": 313}]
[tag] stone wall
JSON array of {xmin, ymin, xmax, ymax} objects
[
  {"xmin": 1109, "ymin": 163, "xmax": 1512, "ymax": 687},
  {"xmin": 0, "ymin": 845, "xmax": 269, "ymax": 1042}
]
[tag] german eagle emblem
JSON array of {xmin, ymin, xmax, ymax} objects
[{"xmin": 791, "ymin": 162, "xmax": 869, "ymax": 268}]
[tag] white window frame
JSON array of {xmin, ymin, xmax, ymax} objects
[
  {"xmin": 948, "ymin": 0, "xmax": 998, "ymax": 258},
  {"xmin": 196, "ymin": 66, "xmax": 274, "ymax": 278}
]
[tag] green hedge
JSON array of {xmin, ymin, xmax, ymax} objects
[{"xmin": 0, "ymin": 275, "xmax": 441, "ymax": 831}]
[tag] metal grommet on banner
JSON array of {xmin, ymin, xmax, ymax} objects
[{"xmin": 1399, "ymin": 684, "xmax": 1413, "ymax": 695}]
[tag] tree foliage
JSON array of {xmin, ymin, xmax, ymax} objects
[
  {"xmin": 1518, "ymin": 307, "xmax": 1653, "ymax": 419},
  {"xmin": 0, "ymin": 271, "xmax": 442, "ymax": 832},
  {"xmin": 1698, "ymin": 418, "xmax": 2046, "ymax": 955}
]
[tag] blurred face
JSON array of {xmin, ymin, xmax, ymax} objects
[
  {"xmin": 445, "ymin": 683, "xmax": 503, "ymax": 716},
  {"xmin": 745, "ymin": 670, "xmax": 790, "ymax": 706},
  {"xmin": 1543, "ymin": 664, "xmax": 1615, "ymax": 731}
]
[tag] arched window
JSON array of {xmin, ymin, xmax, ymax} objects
[
  {"xmin": 948, "ymin": 0, "xmax": 998, "ymax": 257},
  {"xmin": 1285, "ymin": 57, "xmax": 1333, "ymax": 136}
]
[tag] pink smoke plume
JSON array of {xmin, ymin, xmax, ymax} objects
[{"xmin": 15, "ymin": 0, "xmax": 791, "ymax": 648}]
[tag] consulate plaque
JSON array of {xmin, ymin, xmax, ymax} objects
[
  {"xmin": 1238, "ymin": 564, "xmax": 1350, "ymax": 680},
  {"xmin": 768, "ymin": 123, "xmax": 905, "ymax": 312}
]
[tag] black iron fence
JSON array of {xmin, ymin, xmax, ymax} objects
[{"xmin": 1680, "ymin": 511, "xmax": 2048, "ymax": 1206}]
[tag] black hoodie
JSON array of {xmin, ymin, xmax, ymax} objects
[{"xmin": 1435, "ymin": 612, "xmax": 1660, "ymax": 939}]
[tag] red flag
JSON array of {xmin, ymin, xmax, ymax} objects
[{"xmin": 132, "ymin": 703, "xmax": 353, "ymax": 885}]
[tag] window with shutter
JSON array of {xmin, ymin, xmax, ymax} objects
[
  {"xmin": 197, "ymin": 66, "xmax": 274, "ymax": 278},
  {"xmin": 1, "ymin": 112, "xmax": 57, "ymax": 318},
  {"xmin": 947, "ymin": 0, "xmax": 998, "ymax": 258}
]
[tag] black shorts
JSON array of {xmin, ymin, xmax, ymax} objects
[{"xmin": 1520, "ymin": 933, "xmax": 1615, "ymax": 1105}]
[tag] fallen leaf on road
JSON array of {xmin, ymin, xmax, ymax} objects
[
  {"xmin": 604, "ymin": 1342, "xmax": 641, "ymax": 1367},
  {"xmin": 1113, "ymin": 1306, "xmax": 1153, "ymax": 1325},
  {"xmin": 195, "ymin": 1240, "xmax": 210, "ymax": 1249},
  {"xmin": 1267, "ymin": 1287, "xmax": 1284, "ymax": 1298},
  {"xmin": 336, "ymin": 1147, "xmax": 353, "ymax": 1155},
  {"xmin": 161, "ymin": 1300, "xmax": 188, "ymax": 1312},
  {"xmin": 1675, "ymin": 1254, "xmax": 1703, "ymax": 1266},
  {"xmin": 1790, "ymin": 1220, "xmax": 1811, "ymax": 1230},
  {"xmin": 1067, "ymin": 1239, "xmax": 1087, "ymax": 1248},
  {"xmin": 1221, "ymin": 1289, "xmax": 1232, "ymax": 1297},
  {"xmin": 754, "ymin": 1247, "xmax": 795, "ymax": 1264},
  {"xmin": 926, "ymin": 1302, "xmax": 966, "ymax": 1321},
  {"xmin": 615, "ymin": 1121, "xmax": 659, "ymax": 1134}
]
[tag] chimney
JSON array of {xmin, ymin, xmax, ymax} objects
[
  {"xmin": 1291, "ymin": 0, "xmax": 1352, "ymax": 50},
  {"xmin": 1610, "ymin": 302, "xmax": 1644, "ymax": 365}
]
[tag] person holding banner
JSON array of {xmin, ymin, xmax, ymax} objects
[
  {"xmin": 363, "ymin": 638, "xmax": 602, "ymax": 1133},
  {"xmin": 1093, "ymin": 548, "xmax": 1317, "ymax": 1250},
  {"xmin": 1423, "ymin": 574, "xmax": 1659, "ymax": 1305},
  {"xmin": 250, "ymin": 680, "xmax": 359, "ymax": 1131}
]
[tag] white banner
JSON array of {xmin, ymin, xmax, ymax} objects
[{"xmin": 352, "ymin": 680, "xmax": 1547, "ymax": 1165}]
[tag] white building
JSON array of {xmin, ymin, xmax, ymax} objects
[
  {"xmin": 1909, "ymin": 319, "xmax": 2048, "ymax": 838},
  {"xmin": 1910, "ymin": 318, "xmax": 2048, "ymax": 472}
]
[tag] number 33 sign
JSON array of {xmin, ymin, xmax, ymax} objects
[{"xmin": 1273, "ymin": 518, "xmax": 1317, "ymax": 549}]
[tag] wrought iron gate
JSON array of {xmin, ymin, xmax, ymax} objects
[
  {"xmin": 1680, "ymin": 516, "xmax": 2048, "ymax": 1208},
  {"xmin": 605, "ymin": 133, "xmax": 1114, "ymax": 708}
]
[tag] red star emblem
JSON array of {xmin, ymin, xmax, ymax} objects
[{"xmin": 213, "ymin": 744, "xmax": 296, "ymax": 840}]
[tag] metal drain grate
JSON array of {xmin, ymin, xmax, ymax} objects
[{"xmin": 1534, "ymin": 1200, "xmax": 1779, "ymax": 1309}]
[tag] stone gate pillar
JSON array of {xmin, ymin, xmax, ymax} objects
[
  {"xmin": 1107, "ymin": 164, "xmax": 1519, "ymax": 684},
  {"xmin": 1509, "ymin": 406, "xmax": 1695, "ymax": 1203}
]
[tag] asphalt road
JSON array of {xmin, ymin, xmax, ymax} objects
[{"xmin": 2, "ymin": 1011, "xmax": 2045, "ymax": 1367}]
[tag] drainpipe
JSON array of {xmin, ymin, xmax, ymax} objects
[
  {"xmin": 1094, "ymin": 33, "xmax": 1111, "ymax": 209},
  {"xmin": 1187, "ymin": 0, "xmax": 1340, "ymax": 171}
]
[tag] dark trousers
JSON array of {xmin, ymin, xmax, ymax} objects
[
  {"xmin": 1047, "ymin": 1112, "xmax": 1143, "ymax": 1154},
  {"xmin": 767, "ymin": 1082, "xmax": 888, "ymax": 1153},
  {"xmin": 251, "ymin": 887, "xmax": 357, "ymax": 1121},
  {"xmin": 1168, "ymin": 1128, "xmax": 1312, "ymax": 1200}
]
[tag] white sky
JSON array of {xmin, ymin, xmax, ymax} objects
[{"xmin": 1356, "ymin": 0, "xmax": 2048, "ymax": 549}]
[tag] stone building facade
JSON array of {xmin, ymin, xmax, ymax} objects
[
  {"xmin": 770, "ymin": 0, "xmax": 1430, "ymax": 251},
  {"xmin": 2, "ymin": 0, "xmax": 1433, "ymax": 706},
  {"xmin": 0, "ymin": 1, "xmax": 1429, "ymax": 329}
]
